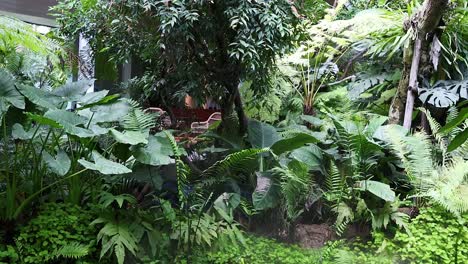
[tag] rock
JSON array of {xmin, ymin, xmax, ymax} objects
[{"xmin": 294, "ymin": 224, "xmax": 335, "ymax": 248}]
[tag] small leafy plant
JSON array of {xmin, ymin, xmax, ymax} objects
[{"xmin": 15, "ymin": 203, "xmax": 98, "ymax": 263}]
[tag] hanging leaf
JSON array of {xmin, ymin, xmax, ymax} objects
[
  {"xmin": 248, "ymin": 119, "xmax": 280, "ymax": 148},
  {"xmin": 78, "ymin": 151, "xmax": 131, "ymax": 175},
  {"xmin": 131, "ymin": 132, "xmax": 174, "ymax": 166},
  {"xmin": 430, "ymin": 35, "xmax": 441, "ymax": 70},
  {"xmin": 0, "ymin": 68, "xmax": 25, "ymax": 111},
  {"xmin": 252, "ymin": 171, "xmax": 281, "ymax": 210},
  {"xmin": 43, "ymin": 150, "xmax": 71, "ymax": 176},
  {"xmin": 356, "ymin": 180, "xmax": 395, "ymax": 202},
  {"xmin": 110, "ymin": 129, "xmax": 148, "ymax": 145}
]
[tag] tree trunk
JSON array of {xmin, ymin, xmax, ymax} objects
[{"xmin": 388, "ymin": 0, "xmax": 448, "ymax": 127}]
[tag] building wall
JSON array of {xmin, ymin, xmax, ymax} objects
[{"xmin": 0, "ymin": 0, "xmax": 58, "ymax": 26}]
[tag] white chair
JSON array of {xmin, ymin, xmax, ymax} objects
[
  {"xmin": 190, "ymin": 112, "xmax": 222, "ymax": 134},
  {"xmin": 145, "ymin": 107, "xmax": 172, "ymax": 128}
]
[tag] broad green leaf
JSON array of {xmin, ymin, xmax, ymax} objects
[
  {"xmin": 271, "ymin": 133, "xmax": 319, "ymax": 155},
  {"xmin": 290, "ymin": 144, "xmax": 322, "ymax": 170},
  {"xmin": 12, "ymin": 123, "xmax": 34, "ymax": 140},
  {"xmin": 0, "ymin": 68, "xmax": 25, "ymax": 110},
  {"xmin": 248, "ymin": 119, "xmax": 280, "ymax": 148},
  {"xmin": 131, "ymin": 132, "xmax": 174, "ymax": 166},
  {"xmin": 26, "ymin": 112, "xmax": 61, "ymax": 128},
  {"xmin": 77, "ymin": 94, "xmax": 120, "ymax": 110},
  {"xmin": 78, "ymin": 90, "xmax": 109, "ymax": 106},
  {"xmin": 252, "ymin": 171, "xmax": 280, "ymax": 210},
  {"xmin": 44, "ymin": 109, "xmax": 95, "ymax": 137},
  {"xmin": 439, "ymin": 107, "xmax": 468, "ymax": 134},
  {"xmin": 17, "ymin": 84, "xmax": 62, "ymax": 109},
  {"xmin": 43, "ymin": 150, "xmax": 71, "ymax": 176},
  {"xmin": 356, "ymin": 180, "xmax": 395, "ymax": 202},
  {"xmin": 447, "ymin": 128, "xmax": 468, "ymax": 152},
  {"xmin": 110, "ymin": 129, "xmax": 148, "ymax": 145},
  {"xmin": 78, "ymin": 151, "xmax": 131, "ymax": 175}
]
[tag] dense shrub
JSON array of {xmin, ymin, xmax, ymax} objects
[
  {"xmin": 390, "ymin": 206, "xmax": 468, "ymax": 264},
  {"xmin": 190, "ymin": 236, "xmax": 322, "ymax": 264},
  {"xmin": 15, "ymin": 203, "xmax": 99, "ymax": 263}
]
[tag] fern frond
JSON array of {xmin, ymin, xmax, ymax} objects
[
  {"xmin": 325, "ymin": 161, "xmax": 346, "ymax": 200},
  {"xmin": 202, "ymin": 148, "xmax": 270, "ymax": 178},
  {"xmin": 386, "ymin": 128, "xmax": 434, "ymax": 184},
  {"xmin": 271, "ymin": 163, "xmax": 311, "ymax": 220},
  {"xmin": 53, "ymin": 242, "xmax": 89, "ymax": 259},
  {"xmin": 333, "ymin": 202, "xmax": 353, "ymax": 236},
  {"xmin": 122, "ymin": 99, "xmax": 156, "ymax": 133},
  {"xmin": 423, "ymin": 158, "xmax": 468, "ymax": 216},
  {"xmin": 420, "ymin": 108, "xmax": 449, "ymax": 164}
]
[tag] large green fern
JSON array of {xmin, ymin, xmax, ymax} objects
[{"xmin": 385, "ymin": 126, "xmax": 468, "ymax": 216}]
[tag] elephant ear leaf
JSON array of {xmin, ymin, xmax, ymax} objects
[
  {"xmin": 52, "ymin": 80, "xmax": 92, "ymax": 101},
  {"xmin": 12, "ymin": 123, "xmax": 34, "ymax": 140},
  {"xmin": 17, "ymin": 84, "xmax": 62, "ymax": 109},
  {"xmin": 356, "ymin": 180, "xmax": 395, "ymax": 202},
  {"xmin": 43, "ymin": 150, "xmax": 71, "ymax": 176},
  {"xmin": 248, "ymin": 119, "xmax": 280, "ymax": 148},
  {"xmin": 110, "ymin": 128, "xmax": 148, "ymax": 145},
  {"xmin": 131, "ymin": 132, "xmax": 174, "ymax": 166},
  {"xmin": 44, "ymin": 109, "xmax": 95, "ymax": 138},
  {"xmin": 79, "ymin": 151, "xmax": 131, "ymax": 175},
  {"xmin": 0, "ymin": 69, "xmax": 25, "ymax": 111},
  {"xmin": 252, "ymin": 171, "xmax": 280, "ymax": 210}
]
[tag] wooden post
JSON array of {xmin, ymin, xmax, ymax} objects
[{"xmin": 403, "ymin": 38, "xmax": 422, "ymax": 130}]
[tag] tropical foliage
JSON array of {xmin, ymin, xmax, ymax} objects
[{"xmin": 1, "ymin": 0, "xmax": 467, "ymax": 263}]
